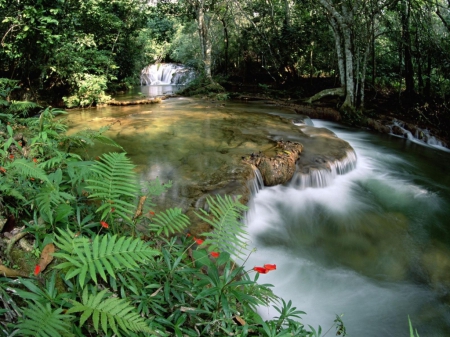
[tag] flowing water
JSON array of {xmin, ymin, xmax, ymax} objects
[
  {"xmin": 245, "ymin": 120, "xmax": 450, "ymax": 336},
  {"xmin": 66, "ymin": 89, "xmax": 450, "ymax": 336}
]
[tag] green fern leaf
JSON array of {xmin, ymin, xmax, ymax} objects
[
  {"xmin": 8, "ymin": 100, "xmax": 41, "ymax": 115},
  {"xmin": 53, "ymin": 229, "xmax": 159, "ymax": 287},
  {"xmin": 16, "ymin": 301, "xmax": 74, "ymax": 337},
  {"xmin": 0, "ymin": 182, "xmax": 26, "ymax": 201},
  {"xmin": 93, "ymin": 134, "xmax": 124, "ymax": 149},
  {"xmin": 151, "ymin": 208, "xmax": 190, "ymax": 236},
  {"xmin": 87, "ymin": 152, "xmax": 138, "ymax": 222},
  {"xmin": 35, "ymin": 183, "xmax": 75, "ymax": 224},
  {"xmin": 9, "ymin": 158, "xmax": 49, "ymax": 182},
  {"xmin": 196, "ymin": 195, "xmax": 249, "ymax": 259},
  {"xmin": 67, "ymin": 288, "xmax": 153, "ymax": 336}
]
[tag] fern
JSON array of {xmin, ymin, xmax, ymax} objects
[
  {"xmin": 196, "ymin": 195, "xmax": 249, "ymax": 258},
  {"xmin": 0, "ymin": 182, "xmax": 26, "ymax": 201},
  {"xmin": 67, "ymin": 288, "xmax": 154, "ymax": 336},
  {"xmin": 9, "ymin": 158, "xmax": 49, "ymax": 182},
  {"xmin": 16, "ymin": 301, "xmax": 74, "ymax": 337},
  {"xmin": 87, "ymin": 152, "xmax": 139, "ymax": 222},
  {"xmin": 8, "ymin": 101, "xmax": 41, "ymax": 115},
  {"xmin": 53, "ymin": 229, "xmax": 159, "ymax": 287},
  {"xmin": 150, "ymin": 207, "xmax": 190, "ymax": 236},
  {"xmin": 34, "ymin": 170, "xmax": 75, "ymax": 224}
]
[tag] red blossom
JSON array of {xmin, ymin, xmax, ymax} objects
[
  {"xmin": 100, "ymin": 221, "xmax": 109, "ymax": 228},
  {"xmin": 186, "ymin": 233, "xmax": 192, "ymax": 237},
  {"xmin": 253, "ymin": 266, "xmax": 268, "ymax": 274},
  {"xmin": 264, "ymin": 264, "xmax": 277, "ymax": 271},
  {"xmin": 34, "ymin": 265, "xmax": 41, "ymax": 276},
  {"xmin": 9, "ymin": 154, "xmax": 14, "ymax": 159},
  {"xmin": 194, "ymin": 237, "xmax": 204, "ymax": 245},
  {"xmin": 149, "ymin": 211, "xmax": 155, "ymax": 216},
  {"xmin": 33, "ymin": 158, "xmax": 38, "ymax": 163},
  {"xmin": 0, "ymin": 167, "xmax": 6, "ymax": 174},
  {"xmin": 210, "ymin": 252, "xmax": 220, "ymax": 258}
]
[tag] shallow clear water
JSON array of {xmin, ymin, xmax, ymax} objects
[{"xmin": 245, "ymin": 120, "xmax": 450, "ymax": 336}]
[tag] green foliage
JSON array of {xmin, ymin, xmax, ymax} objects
[
  {"xmin": 151, "ymin": 207, "xmax": 190, "ymax": 236},
  {"xmin": 16, "ymin": 301, "xmax": 74, "ymax": 337},
  {"xmin": 196, "ymin": 195, "xmax": 249, "ymax": 258},
  {"xmin": 53, "ymin": 229, "xmax": 159, "ymax": 287},
  {"xmin": 87, "ymin": 152, "xmax": 139, "ymax": 224},
  {"xmin": 63, "ymin": 74, "xmax": 111, "ymax": 108},
  {"xmin": 409, "ymin": 316, "xmax": 420, "ymax": 337},
  {"xmin": 67, "ymin": 288, "xmax": 153, "ymax": 336}
]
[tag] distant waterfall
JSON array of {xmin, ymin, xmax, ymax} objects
[
  {"xmin": 140, "ymin": 63, "xmax": 195, "ymax": 85},
  {"xmin": 388, "ymin": 119, "xmax": 448, "ymax": 151}
]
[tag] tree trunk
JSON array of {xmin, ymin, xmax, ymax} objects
[
  {"xmin": 329, "ymin": 16, "xmax": 345, "ymax": 87},
  {"xmin": 196, "ymin": 1, "xmax": 213, "ymax": 82},
  {"xmin": 401, "ymin": 0, "xmax": 414, "ymax": 100}
]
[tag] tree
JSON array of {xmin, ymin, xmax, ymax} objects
[{"xmin": 312, "ymin": 0, "xmax": 399, "ymax": 111}]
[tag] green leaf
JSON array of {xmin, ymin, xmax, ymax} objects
[{"xmin": 53, "ymin": 229, "xmax": 159, "ymax": 287}]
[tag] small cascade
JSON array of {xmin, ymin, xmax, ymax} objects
[
  {"xmin": 388, "ymin": 120, "xmax": 448, "ymax": 150},
  {"xmin": 289, "ymin": 149, "xmax": 357, "ymax": 189},
  {"xmin": 140, "ymin": 63, "xmax": 195, "ymax": 86},
  {"xmin": 249, "ymin": 167, "xmax": 265, "ymax": 195}
]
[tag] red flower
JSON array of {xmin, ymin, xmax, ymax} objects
[
  {"xmin": 149, "ymin": 211, "xmax": 155, "ymax": 216},
  {"xmin": 186, "ymin": 233, "xmax": 192, "ymax": 237},
  {"xmin": 9, "ymin": 154, "xmax": 14, "ymax": 160},
  {"xmin": 33, "ymin": 158, "xmax": 38, "ymax": 163},
  {"xmin": 194, "ymin": 237, "xmax": 204, "ymax": 245},
  {"xmin": 253, "ymin": 266, "xmax": 268, "ymax": 274},
  {"xmin": 34, "ymin": 265, "xmax": 41, "ymax": 276},
  {"xmin": 100, "ymin": 221, "xmax": 109, "ymax": 228},
  {"xmin": 264, "ymin": 264, "xmax": 276, "ymax": 271},
  {"xmin": 210, "ymin": 252, "xmax": 220, "ymax": 258},
  {"xmin": 0, "ymin": 167, "xmax": 6, "ymax": 174}
]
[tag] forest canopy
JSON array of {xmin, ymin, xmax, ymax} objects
[{"xmin": 1, "ymin": 0, "xmax": 450, "ymax": 114}]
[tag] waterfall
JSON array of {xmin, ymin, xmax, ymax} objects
[
  {"xmin": 140, "ymin": 63, "xmax": 195, "ymax": 86},
  {"xmin": 290, "ymin": 149, "xmax": 357, "ymax": 189},
  {"xmin": 388, "ymin": 119, "xmax": 448, "ymax": 151}
]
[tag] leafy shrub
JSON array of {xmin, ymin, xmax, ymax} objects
[{"xmin": 63, "ymin": 74, "xmax": 111, "ymax": 108}]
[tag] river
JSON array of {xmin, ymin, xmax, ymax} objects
[{"xmin": 66, "ymin": 89, "xmax": 450, "ymax": 336}]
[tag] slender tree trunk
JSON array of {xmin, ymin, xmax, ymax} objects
[
  {"xmin": 329, "ymin": 17, "xmax": 345, "ymax": 87},
  {"xmin": 401, "ymin": 0, "xmax": 414, "ymax": 100},
  {"xmin": 221, "ymin": 18, "xmax": 229, "ymax": 75},
  {"xmin": 196, "ymin": 1, "xmax": 213, "ymax": 82}
]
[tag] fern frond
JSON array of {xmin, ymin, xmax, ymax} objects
[
  {"xmin": 9, "ymin": 159, "xmax": 49, "ymax": 182},
  {"xmin": 93, "ymin": 134, "xmax": 123, "ymax": 149},
  {"xmin": 53, "ymin": 229, "xmax": 159, "ymax": 287},
  {"xmin": 67, "ymin": 288, "xmax": 153, "ymax": 336},
  {"xmin": 35, "ymin": 183, "xmax": 75, "ymax": 224},
  {"xmin": 0, "ymin": 182, "xmax": 26, "ymax": 201},
  {"xmin": 8, "ymin": 101, "xmax": 41, "ymax": 115},
  {"xmin": 151, "ymin": 208, "xmax": 190, "ymax": 236},
  {"xmin": 87, "ymin": 152, "xmax": 138, "ymax": 222},
  {"xmin": 196, "ymin": 195, "xmax": 249, "ymax": 259},
  {"xmin": 16, "ymin": 301, "xmax": 74, "ymax": 337}
]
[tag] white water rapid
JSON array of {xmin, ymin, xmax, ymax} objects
[
  {"xmin": 140, "ymin": 63, "xmax": 195, "ymax": 86},
  {"xmin": 245, "ymin": 120, "xmax": 450, "ymax": 336}
]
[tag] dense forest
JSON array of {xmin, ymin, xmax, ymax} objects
[
  {"xmin": 1, "ymin": 0, "xmax": 450, "ymax": 118},
  {"xmin": 1, "ymin": 0, "xmax": 449, "ymax": 336}
]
